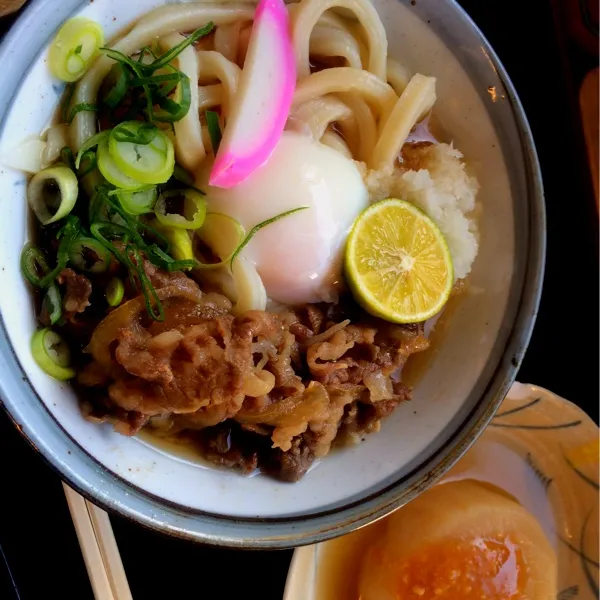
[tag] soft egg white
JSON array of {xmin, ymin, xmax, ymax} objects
[{"xmin": 200, "ymin": 132, "xmax": 369, "ymax": 305}]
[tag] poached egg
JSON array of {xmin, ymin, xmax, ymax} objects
[{"xmin": 199, "ymin": 132, "xmax": 368, "ymax": 305}]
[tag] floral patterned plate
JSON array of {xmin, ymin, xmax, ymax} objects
[{"xmin": 284, "ymin": 382, "xmax": 599, "ymax": 599}]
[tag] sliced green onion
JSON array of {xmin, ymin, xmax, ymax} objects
[
  {"xmin": 149, "ymin": 23, "xmax": 215, "ymax": 70},
  {"xmin": 129, "ymin": 71, "xmax": 183, "ymax": 89},
  {"xmin": 145, "ymin": 244, "xmax": 195, "ymax": 272},
  {"xmin": 23, "ymin": 216, "xmax": 82, "ymax": 290},
  {"xmin": 101, "ymin": 194, "xmax": 146, "ymax": 247},
  {"xmin": 111, "ymin": 122, "xmax": 158, "ymax": 145},
  {"xmin": 173, "ymin": 164, "xmax": 195, "ymax": 187},
  {"xmin": 77, "ymin": 150, "xmax": 97, "ymax": 178},
  {"xmin": 41, "ymin": 284, "xmax": 62, "ymax": 325},
  {"xmin": 31, "ymin": 328, "xmax": 75, "ymax": 380},
  {"xmin": 61, "ymin": 84, "xmax": 75, "ymax": 122},
  {"xmin": 90, "ymin": 221, "xmax": 132, "ymax": 250},
  {"xmin": 155, "ymin": 65, "xmax": 182, "ymax": 99},
  {"xmin": 151, "ymin": 220, "xmax": 194, "ymax": 264},
  {"xmin": 113, "ymin": 186, "xmax": 157, "ymax": 215},
  {"xmin": 60, "ymin": 146, "xmax": 76, "ymax": 171},
  {"xmin": 67, "ymin": 103, "xmax": 98, "ymax": 124},
  {"xmin": 28, "ymin": 166, "xmax": 78, "ymax": 225},
  {"xmin": 88, "ymin": 190, "xmax": 126, "ymax": 226},
  {"xmin": 154, "ymin": 189, "xmax": 206, "ymax": 230},
  {"xmin": 108, "ymin": 122, "xmax": 175, "ymax": 184},
  {"xmin": 90, "ymin": 223, "xmax": 167, "ymax": 318},
  {"xmin": 105, "ymin": 277, "xmax": 124, "ymax": 307},
  {"xmin": 126, "ymin": 245, "xmax": 164, "ymax": 321},
  {"xmin": 101, "ymin": 63, "xmax": 130, "ymax": 108},
  {"xmin": 205, "ymin": 111, "xmax": 222, "ymax": 154},
  {"xmin": 75, "ymin": 130, "xmax": 110, "ymax": 169},
  {"xmin": 99, "ymin": 24, "xmax": 214, "ymax": 126},
  {"xmin": 194, "ymin": 213, "xmax": 245, "ymax": 270},
  {"xmin": 48, "ymin": 17, "xmax": 104, "ymax": 82},
  {"xmin": 229, "ymin": 207, "xmax": 309, "ymax": 267},
  {"xmin": 39, "ymin": 216, "xmax": 83, "ymax": 287},
  {"xmin": 97, "ymin": 139, "xmax": 147, "ymax": 190},
  {"xmin": 152, "ymin": 74, "xmax": 191, "ymax": 123},
  {"xmin": 21, "ymin": 244, "xmax": 50, "ymax": 287},
  {"xmin": 136, "ymin": 221, "xmax": 171, "ymax": 254},
  {"xmin": 101, "ymin": 48, "xmax": 145, "ymax": 76},
  {"xmin": 172, "ymin": 163, "xmax": 205, "ymax": 195},
  {"xmin": 68, "ymin": 237, "xmax": 112, "ymax": 273}
]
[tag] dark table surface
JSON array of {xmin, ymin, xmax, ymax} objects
[{"xmin": 1, "ymin": 0, "xmax": 598, "ymax": 598}]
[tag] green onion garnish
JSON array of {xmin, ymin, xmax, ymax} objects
[
  {"xmin": 101, "ymin": 63, "xmax": 130, "ymax": 109},
  {"xmin": 66, "ymin": 102, "xmax": 98, "ymax": 124},
  {"xmin": 21, "ymin": 245, "xmax": 50, "ymax": 288},
  {"xmin": 60, "ymin": 146, "xmax": 76, "ymax": 171},
  {"xmin": 75, "ymin": 130, "xmax": 110, "ymax": 169},
  {"xmin": 68, "ymin": 237, "xmax": 112, "ymax": 274},
  {"xmin": 111, "ymin": 122, "xmax": 158, "ymax": 145},
  {"xmin": 148, "ymin": 23, "xmax": 215, "ymax": 70},
  {"xmin": 77, "ymin": 150, "xmax": 97, "ymax": 178},
  {"xmin": 206, "ymin": 111, "xmax": 222, "ymax": 154},
  {"xmin": 229, "ymin": 207, "xmax": 310, "ymax": 267},
  {"xmin": 154, "ymin": 189, "xmax": 207, "ymax": 230},
  {"xmin": 31, "ymin": 328, "xmax": 75, "ymax": 381},
  {"xmin": 27, "ymin": 166, "xmax": 79, "ymax": 226},
  {"xmin": 105, "ymin": 277, "xmax": 125, "ymax": 307},
  {"xmin": 99, "ymin": 23, "xmax": 215, "ymax": 124},
  {"xmin": 41, "ymin": 283, "xmax": 62, "ymax": 326}
]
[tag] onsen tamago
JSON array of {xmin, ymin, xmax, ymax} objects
[{"xmin": 199, "ymin": 132, "xmax": 369, "ymax": 305}]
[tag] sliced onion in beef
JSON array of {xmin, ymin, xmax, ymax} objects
[
  {"xmin": 364, "ymin": 371, "xmax": 394, "ymax": 402},
  {"xmin": 236, "ymin": 381, "xmax": 329, "ymax": 426},
  {"xmin": 252, "ymin": 339, "xmax": 276, "ymax": 370},
  {"xmin": 87, "ymin": 283, "xmax": 203, "ymax": 369},
  {"xmin": 304, "ymin": 319, "xmax": 350, "ymax": 346},
  {"xmin": 243, "ymin": 370, "xmax": 276, "ymax": 397}
]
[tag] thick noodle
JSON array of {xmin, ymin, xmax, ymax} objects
[
  {"xmin": 289, "ymin": 96, "xmax": 353, "ymax": 140},
  {"xmin": 321, "ymin": 130, "xmax": 352, "ymax": 157},
  {"xmin": 64, "ymin": 0, "xmax": 439, "ymax": 314},
  {"xmin": 371, "ymin": 73, "xmax": 436, "ymax": 170},
  {"xmin": 292, "ymin": 67, "xmax": 397, "ymax": 116},
  {"xmin": 338, "ymin": 93, "xmax": 377, "ymax": 162},
  {"xmin": 214, "ymin": 21, "xmax": 243, "ymax": 62},
  {"xmin": 387, "ymin": 58, "xmax": 412, "ymax": 96},
  {"xmin": 160, "ymin": 33, "xmax": 206, "ymax": 170},
  {"xmin": 197, "ymin": 84, "xmax": 224, "ymax": 112},
  {"xmin": 196, "ymin": 50, "xmax": 242, "ymax": 117},
  {"xmin": 290, "ymin": 0, "xmax": 387, "ymax": 79},
  {"xmin": 309, "ymin": 25, "xmax": 363, "ymax": 69}
]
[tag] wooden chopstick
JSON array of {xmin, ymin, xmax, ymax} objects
[{"xmin": 62, "ymin": 484, "xmax": 133, "ymax": 600}]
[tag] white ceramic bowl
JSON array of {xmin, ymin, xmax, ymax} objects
[{"xmin": 0, "ymin": 0, "xmax": 544, "ymax": 547}]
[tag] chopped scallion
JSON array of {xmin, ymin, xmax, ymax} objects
[{"xmin": 31, "ymin": 328, "xmax": 75, "ymax": 380}]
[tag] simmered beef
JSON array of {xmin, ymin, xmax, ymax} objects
[
  {"xmin": 78, "ymin": 271, "xmax": 429, "ymax": 481},
  {"xmin": 57, "ymin": 268, "xmax": 92, "ymax": 319}
]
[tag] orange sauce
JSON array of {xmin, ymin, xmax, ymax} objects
[
  {"xmin": 380, "ymin": 536, "xmax": 529, "ymax": 599},
  {"xmin": 316, "ymin": 482, "xmax": 531, "ymax": 600}
]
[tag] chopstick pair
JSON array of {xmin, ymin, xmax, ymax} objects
[{"xmin": 62, "ymin": 484, "xmax": 132, "ymax": 600}]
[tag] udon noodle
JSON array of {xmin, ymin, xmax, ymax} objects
[{"xmin": 70, "ymin": 0, "xmax": 433, "ymax": 171}]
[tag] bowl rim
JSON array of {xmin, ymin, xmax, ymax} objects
[{"xmin": 0, "ymin": 0, "xmax": 546, "ymax": 548}]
